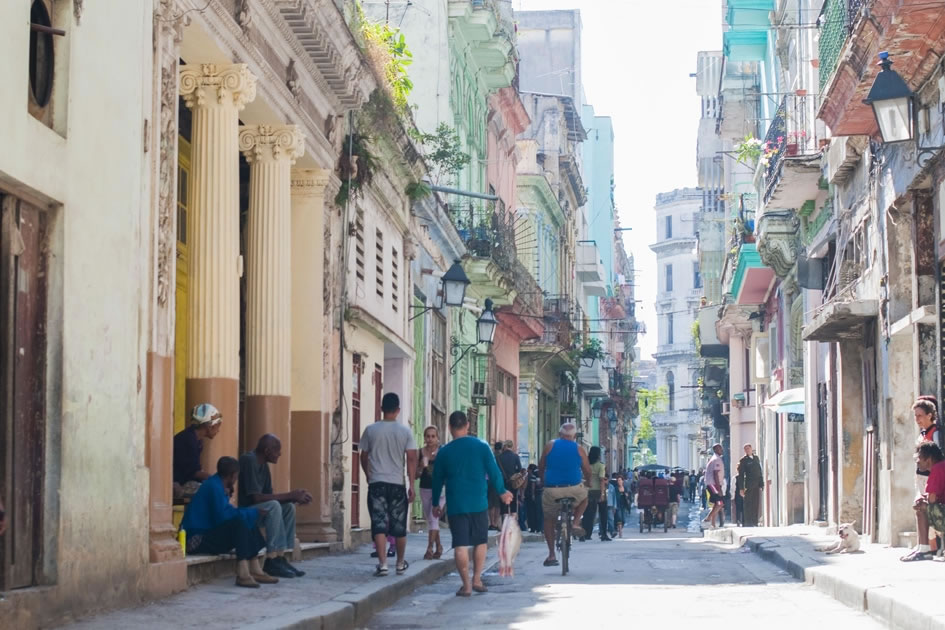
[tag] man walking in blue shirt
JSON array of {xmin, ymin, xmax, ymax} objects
[{"xmin": 432, "ymin": 411, "xmax": 512, "ymax": 596}]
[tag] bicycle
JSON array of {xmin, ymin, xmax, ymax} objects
[{"xmin": 554, "ymin": 496, "xmax": 575, "ymax": 576}]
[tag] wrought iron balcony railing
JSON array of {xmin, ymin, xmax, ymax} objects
[
  {"xmin": 761, "ymin": 94, "xmax": 824, "ymax": 204},
  {"xmin": 448, "ymin": 201, "xmax": 518, "ymax": 275},
  {"xmin": 819, "ymin": 0, "xmax": 867, "ymax": 91}
]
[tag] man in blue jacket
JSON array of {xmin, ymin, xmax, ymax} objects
[
  {"xmin": 432, "ymin": 411, "xmax": 512, "ymax": 596},
  {"xmin": 181, "ymin": 456, "xmax": 277, "ymax": 588}
]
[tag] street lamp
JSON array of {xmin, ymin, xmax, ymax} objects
[
  {"xmin": 449, "ymin": 298, "xmax": 498, "ymax": 373},
  {"xmin": 476, "ymin": 298, "xmax": 498, "ymax": 344},
  {"xmin": 864, "ymin": 52, "xmax": 945, "ymax": 165},
  {"xmin": 409, "ymin": 260, "xmax": 472, "ymax": 321},
  {"xmin": 863, "ymin": 52, "xmax": 914, "ymax": 143},
  {"xmin": 441, "ymin": 260, "xmax": 471, "ymax": 307}
]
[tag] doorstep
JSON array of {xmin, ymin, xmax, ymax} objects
[{"xmin": 185, "ymin": 542, "xmax": 341, "ymax": 586}]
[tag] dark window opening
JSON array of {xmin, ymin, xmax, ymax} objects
[{"xmin": 28, "ymin": 0, "xmax": 54, "ymax": 109}]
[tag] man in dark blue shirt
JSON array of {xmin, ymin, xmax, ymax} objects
[
  {"xmin": 181, "ymin": 456, "xmax": 276, "ymax": 588},
  {"xmin": 173, "ymin": 403, "xmax": 222, "ymax": 502}
]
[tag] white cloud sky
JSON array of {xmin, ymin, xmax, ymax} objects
[{"xmin": 516, "ymin": 0, "xmax": 722, "ymax": 360}]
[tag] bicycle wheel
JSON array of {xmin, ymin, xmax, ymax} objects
[{"xmin": 561, "ymin": 509, "xmax": 571, "ymax": 575}]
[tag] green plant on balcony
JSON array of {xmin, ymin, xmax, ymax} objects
[
  {"xmin": 570, "ymin": 337, "xmax": 605, "ymax": 365},
  {"xmin": 353, "ymin": 2, "xmax": 414, "ymax": 114},
  {"xmin": 735, "ymin": 135, "xmax": 763, "ymax": 166},
  {"xmin": 560, "ymin": 401, "xmax": 578, "ymax": 416},
  {"xmin": 409, "ymin": 123, "xmax": 471, "ymax": 185},
  {"xmin": 691, "ymin": 320, "xmax": 702, "ymax": 355}
]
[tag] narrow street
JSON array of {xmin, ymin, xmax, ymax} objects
[{"xmin": 367, "ymin": 504, "xmax": 884, "ymax": 629}]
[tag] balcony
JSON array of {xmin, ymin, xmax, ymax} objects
[
  {"xmin": 761, "ymin": 96, "xmax": 825, "ymax": 208},
  {"xmin": 577, "ymin": 243, "xmax": 605, "ymax": 282},
  {"xmin": 723, "ymin": 0, "xmax": 774, "ymax": 61},
  {"xmin": 653, "ymin": 343, "xmax": 697, "ymax": 360},
  {"xmin": 819, "ymin": 0, "xmax": 945, "ymax": 136},
  {"xmin": 729, "ymin": 243, "xmax": 775, "ymax": 305},
  {"xmin": 448, "ymin": 0, "xmax": 517, "ymax": 90},
  {"xmin": 449, "ymin": 201, "xmax": 518, "ymax": 306},
  {"xmin": 577, "ymin": 360, "xmax": 608, "ymax": 395}
]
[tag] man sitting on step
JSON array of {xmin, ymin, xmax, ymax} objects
[
  {"xmin": 180, "ymin": 456, "xmax": 277, "ymax": 588},
  {"xmin": 238, "ymin": 434, "xmax": 313, "ymax": 579}
]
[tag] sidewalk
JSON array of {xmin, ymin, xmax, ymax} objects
[
  {"xmin": 61, "ymin": 530, "xmax": 533, "ymax": 630},
  {"xmin": 704, "ymin": 524, "xmax": 945, "ymax": 630}
]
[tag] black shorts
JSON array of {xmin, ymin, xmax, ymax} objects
[
  {"xmin": 449, "ymin": 510, "xmax": 489, "ymax": 547},
  {"xmin": 709, "ymin": 491, "xmax": 724, "ymax": 505},
  {"xmin": 367, "ymin": 482, "xmax": 408, "ymax": 538}
]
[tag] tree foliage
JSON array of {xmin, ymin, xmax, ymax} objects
[
  {"xmin": 409, "ymin": 123, "xmax": 470, "ymax": 185},
  {"xmin": 633, "ymin": 386, "xmax": 668, "ymax": 445}
]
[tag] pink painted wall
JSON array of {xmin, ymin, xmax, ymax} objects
[{"xmin": 493, "ymin": 324, "xmax": 520, "ymax": 447}]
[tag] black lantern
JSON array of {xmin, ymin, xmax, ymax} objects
[
  {"xmin": 441, "ymin": 260, "xmax": 471, "ymax": 307},
  {"xmin": 476, "ymin": 298, "xmax": 498, "ymax": 344},
  {"xmin": 863, "ymin": 52, "xmax": 914, "ymax": 143}
]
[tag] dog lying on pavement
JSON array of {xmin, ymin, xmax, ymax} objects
[{"xmin": 817, "ymin": 522, "xmax": 861, "ymax": 554}]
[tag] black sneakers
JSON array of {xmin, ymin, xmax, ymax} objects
[{"xmin": 263, "ymin": 557, "xmax": 297, "ymax": 578}]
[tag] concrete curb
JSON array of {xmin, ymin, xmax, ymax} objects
[
  {"xmin": 242, "ymin": 530, "xmax": 543, "ymax": 630},
  {"xmin": 703, "ymin": 528, "xmax": 943, "ymax": 630}
]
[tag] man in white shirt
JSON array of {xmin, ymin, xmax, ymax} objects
[{"xmin": 702, "ymin": 444, "xmax": 726, "ymax": 529}]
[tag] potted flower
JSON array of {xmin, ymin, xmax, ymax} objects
[{"xmin": 786, "ymin": 130, "xmax": 807, "ymax": 156}]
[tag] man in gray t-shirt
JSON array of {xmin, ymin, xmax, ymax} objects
[{"xmin": 359, "ymin": 393, "xmax": 418, "ymax": 576}]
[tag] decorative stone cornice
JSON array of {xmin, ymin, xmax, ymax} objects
[
  {"xmin": 239, "ymin": 124, "xmax": 305, "ymax": 164},
  {"xmin": 179, "ymin": 64, "xmax": 257, "ymax": 111},
  {"xmin": 271, "ymin": 0, "xmax": 375, "ymax": 109},
  {"xmin": 155, "ymin": 0, "xmax": 189, "ymax": 42},
  {"xmin": 757, "ymin": 211, "xmax": 800, "ymax": 279}
]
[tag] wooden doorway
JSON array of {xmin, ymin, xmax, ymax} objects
[{"xmin": 0, "ymin": 194, "xmax": 48, "ymax": 590}]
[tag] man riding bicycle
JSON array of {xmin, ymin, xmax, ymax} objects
[{"xmin": 537, "ymin": 422, "xmax": 592, "ymax": 567}]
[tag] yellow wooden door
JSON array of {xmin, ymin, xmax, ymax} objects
[{"xmin": 174, "ymin": 137, "xmax": 191, "ymax": 435}]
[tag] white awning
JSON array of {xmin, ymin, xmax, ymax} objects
[{"xmin": 762, "ymin": 387, "xmax": 804, "ymax": 415}]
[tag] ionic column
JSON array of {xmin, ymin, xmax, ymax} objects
[
  {"xmin": 179, "ymin": 63, "xmax": 256, "ymax": 471},
  {"xmin": 239, "ymin": 125, "xmax": 305, "ymax": 493},
  {"xmin": 289, "ymin": 168, "xmax": 337, "ymax": 541}
]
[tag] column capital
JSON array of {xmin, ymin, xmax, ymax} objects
[
  {"xmin": 179, "ymin": 63, "xmax": 256, "ymax": 111},
  {"xmin": 239, "ymin": 125, "xmax": 305, "ymax": 165}
]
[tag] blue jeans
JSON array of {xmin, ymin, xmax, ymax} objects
[{"xmin": 252, "ymin": 500, "xmax": 296, "ymax": 552}]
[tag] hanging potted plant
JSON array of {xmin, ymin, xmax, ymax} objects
[{"xmin": 577, "ymin": 337, "xmax": 605, "ymax": 368}]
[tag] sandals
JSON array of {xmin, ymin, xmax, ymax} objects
[
  {"xmin": 455, "ymin": 587, "xmax": 471, "ymax": 597},
  {"xmin": 374, "ymin": 565, "xmax": 389, "ymax": 577},
  {"xmin": 433, "ymin": 548, "xmax": 443, "ymax": 559},
  {"xmin": 423, "ymin": 550, "xmax": 434, "ymax": 560},
  {"xmin": 900, "ymin": 549, "xmax": 934, "ymax": 562},
  {"xmin": 472, "ymin": 584, "xmax": 488, "ymax": 593},
  {"xmin": 543, "ymin": 558, "xmax": 559, "ymax": 567},
  {"xmin": 396, "ymin": 560, "xmax": 409, "ymax": 575}
]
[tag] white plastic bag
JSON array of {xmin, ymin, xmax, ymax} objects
[{"xmin": 497, "ymin": 513, "xmax": 522, "ymax": 577}]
